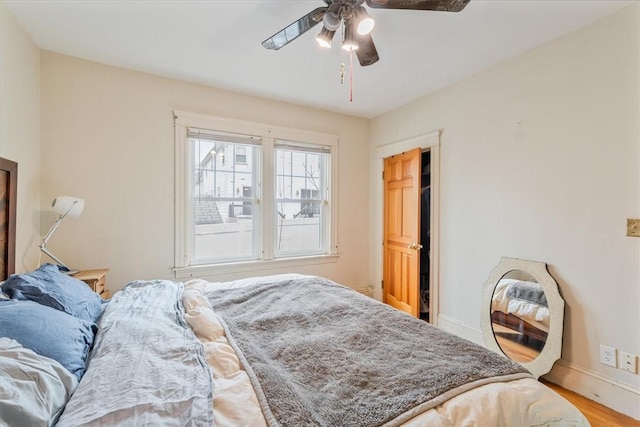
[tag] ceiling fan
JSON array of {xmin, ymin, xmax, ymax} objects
[{"xmin": 262, "ymin": 0, "xmax": 471, "ymax": 67}]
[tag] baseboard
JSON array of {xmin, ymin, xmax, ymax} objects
[
  {"xmin": 354, "ymin": 286, "xmax": 373, "ymax": 297},
  {"xmin": 437, "ymin": 313, "xmax": 484, "ymax": 346},
  {"xmin": 543, "ymin": 359, "xmax": 640, "ymax": 420},
  {"xmin": 438, "ymin": 314, "xmax": 640, "ymax": 421}
]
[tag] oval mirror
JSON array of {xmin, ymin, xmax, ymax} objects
[
  {"xmin": 481, "ymin": 257, "xmax": 564, "ymax": 379},
  {"xmin": 490, "ymin": 269, "xmax": 548, "ymax": 363}
]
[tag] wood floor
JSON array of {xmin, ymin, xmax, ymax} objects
[
  {"xmin": 541, "ymin": 379, "xmax": 640, "ymax": 427},
  {"xmin": 493, "ymin": 337, "xmax": 639, "ymax": 425},
  {"xmin": 492, "ymin": 322, "xmax": 541, "ymax": 363}
]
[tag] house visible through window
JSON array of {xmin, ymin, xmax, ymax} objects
[
  {"xmin": 275, "ymin": 143, "xmax": 327, "ymax": 255},
  {"xmin": 191, "ymin": 132, "xmax": 260, "ymax": 262},
  {"xmin": 235, "ymin": 146, "xmax": 247, "ymax": 164},
  {"xmin": 174, "ymin": 112, "xmax": 338, "ymax": 274}
]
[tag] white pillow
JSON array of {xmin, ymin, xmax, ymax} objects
[{"xmin": 0, "ymin": 338, "xmax": 78, "ymax": 426}]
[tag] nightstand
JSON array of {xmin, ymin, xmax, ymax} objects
[{"xmin": 73, "ymin": 269, "xmax": 110, "ymax": 299}]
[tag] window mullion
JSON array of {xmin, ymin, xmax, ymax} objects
[
  {"xmin": 252, "ymin": 145, "xmax": 263, "ymax": 261},
  {"xmin": 174, "ymin": 121, "xmax": 189, "ymax": 268},
  {"xmin": 262, "ymin": 136, "xmax": 275, "ymax": 260},
  {"xmin": 328, "ymin": 147, "xmax": 337, "ymax": 255},
  {"xmin": 323, "ymin": 153, "xmax": 331, "ymax": 254}
]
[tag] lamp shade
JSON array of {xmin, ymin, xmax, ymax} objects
[
  {"xmin": 354, "ymin": 6, "xmax": 374, "ymax": 35},
  {"xmin": 316, "ymin": 26, "xmax": 336, "ymax": 48},
  {"xmin": 342, "ymin": 21, "xmax": 359, "ymax": 51},
  {"xmin": 51, "ymin": 196, "xmax": 84, "ymax": 218},
  {"xmin": 323, "ymin": 2, "xmax": 341, "ymax": 31}
]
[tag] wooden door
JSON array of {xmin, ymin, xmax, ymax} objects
[{"xmin": 383, "ymin": 148, "xmax": 421, "ymax": 317}]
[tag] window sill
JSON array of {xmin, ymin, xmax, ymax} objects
[{"xmin": 173, "ymin": 254, "xmax": 339, "ymax": 279}]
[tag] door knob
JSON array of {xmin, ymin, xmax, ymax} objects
[{"xmin": 408, "ymin": 243, "xmax": 423, "ymax": 250}]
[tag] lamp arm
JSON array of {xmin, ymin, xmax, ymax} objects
[
  {"xmin": 38, "ymin": 199, "xmax": 80, "ymax": 272},
  {"xmin": 40, "ymin": 245, "xmax": 69, "ymax": 269},
  {"xmin": 40, "ymin": 216, "xmax": 64, "ymax": 248},
  {"xmin": 39, "ymin": 216, "xmax": 69, "ymax": 268},
  {"xmin": 41, "ymin": 200, "xmax": 77, "ymax": 247},
  {"xmin": 39, "ymin": 205, "xmax": 76, "ymax": 270}
]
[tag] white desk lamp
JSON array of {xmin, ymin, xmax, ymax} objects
[{"xmin": 39, "ymin": 196, "xmax": 84, "ymax": 274}]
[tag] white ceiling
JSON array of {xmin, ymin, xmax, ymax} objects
[{"xmin": 6, "ymin": 0, "xmax": 633, "ymax": 118}]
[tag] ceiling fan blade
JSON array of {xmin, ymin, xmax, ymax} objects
[
  {"xmin": 365, "ymin": 0, "xmax": 470, "ymax": 12},
  {"xmin": 262, "ymin": 7, "xmax": 327, "ymax": 50},
  {"xmin": 356, "ymin": 33, "xmax": 379, "ymax": 67}
]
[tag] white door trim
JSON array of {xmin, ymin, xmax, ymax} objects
[{"xmin": 375, "ymin": 130, "xmax": 441, "ymax": 325}]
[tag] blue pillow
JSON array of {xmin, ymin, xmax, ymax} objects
[
  {"xmin": 0, "ymin": 299, "xmax": 95, "ymax": 381},
  {"xmin": 2, "ymin": 264, "xmax": 104, "ymax": 324}
]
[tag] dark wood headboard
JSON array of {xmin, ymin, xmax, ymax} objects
[{"xmin": 0, "ymin": 157, "xmax": 17, "ymax": 281}]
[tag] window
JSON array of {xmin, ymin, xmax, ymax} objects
[
  {"xmin": 174, "ymin": 111, "xmax": 338, "ymax": 276},
  {"xmin": 235, "ymin": 146, "xmax": 247, "ymax": 164},
  {"xmin": 275, "ymin": 142, "xmax": 328, "ymax": 256},
  {"xmin": 190, "ymin": 129, "xmax": 261, "ymax": 263}
]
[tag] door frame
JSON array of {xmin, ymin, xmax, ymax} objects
[{"xmin": 375, "ymin": 130, "xmax": 441, "ymax": 325}]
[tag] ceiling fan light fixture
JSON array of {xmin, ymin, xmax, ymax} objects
[
  {"xmin": 354, "ymin": 6, "xmax": 374, "ymax": 35},
  {"xmin": 323, "ymin": 2, "xmax": 341, "ymax": 31},
  {"xmin": 316, "ymin": 26, "xmax": 335, "ymax": 48},
  {"xmin": 342, "ymin": 21, "xmax": 359, "ymax": 52}
]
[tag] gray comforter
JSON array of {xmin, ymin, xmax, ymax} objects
[
  {"xmin": 506, "ymin": 281, "xmax": 548, "ymax": 307},
  {"xmin": 57, "ymin": 280, "xmax": 213, "ymax": 427},
  {"xmin": 207, "ymin": 277, "xmax": 532, "ymax": 427}
]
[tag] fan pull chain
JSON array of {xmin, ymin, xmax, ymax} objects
[
  {"xmin": 349, "ymin": 50, "xmax": 354, "ymax": 103},
  {"xmin": 339, "ymin": 63, "xmax": 345, "ymax": 84}
]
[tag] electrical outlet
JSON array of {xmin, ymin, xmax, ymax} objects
[
  {"xmin": 600, "ymin": 345, "xmax": 617, "ymax": 368},
  {"xmin": 621, "ymin": 352, "xmax": 638, "ymax": 374},
  {"xmin": 627, "ymin": 219, "xmax": 640, "ymax": 237}
]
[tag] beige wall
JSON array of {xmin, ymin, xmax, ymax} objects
[
  {"xmin": 5, "ymin": 0, "xmax": 639, "ymax": 416},
  {"xmin": 39, "ymin": 52, "xmax": 370, "ymax": 292},
  {"xmin": 370, "ymin": 3, "xmax": 639, "ymax": 415},
  {"xmin": 0, "ymin": 1, "xmax": 41, "ymax": 273}
]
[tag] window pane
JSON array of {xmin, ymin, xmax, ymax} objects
[
  {"xmin": 191, "ymin": 137, "xmax": 259, "ymax": 262},
  {"xmin": 275, "ymin": 202, "xmax": 322, "ymax": 252},
  {"xmin": 275, "ymin": 147, "xmax": 326, "ymax": 255}
]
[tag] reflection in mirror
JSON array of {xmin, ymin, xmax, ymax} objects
[
  {"xmin": 490, "ymin": 269, "xmax": 549, "ymax": 363},
  {"xmin": 481, "ymin": 257, "xmax": 564, "ymax": 379}
]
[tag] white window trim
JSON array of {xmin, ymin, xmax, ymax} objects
[
  {"xmin": 173, "ymin": 110, "xmax": 339, "ymax": 278},
  {"xmin": 174, "ymin": 255, "xmax": 339, "ymax": 279}
]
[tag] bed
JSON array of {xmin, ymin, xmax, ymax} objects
[
  {"xmin": 0, "ymin": 264, "xmax": 589, "ymax": 427},
  {"xmin": 491, "ymin": 278, "xmax": 550, "ymax": 352},
  {"xmin": 0, "ymin": 156, "xmax": 587, "ymax": 426}
]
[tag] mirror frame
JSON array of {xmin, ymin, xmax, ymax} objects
[{"xmin": 481, "ymin": 257, "xmax": 564, "ymax": 379}]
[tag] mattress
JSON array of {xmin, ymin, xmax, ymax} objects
[
  {"xmin": 1, "ymin": 273, "xmax": 589, "ymax": 426},
  {"xmin": 183, "ymin": 274, "xmax": 589, "ymax": 427}
]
